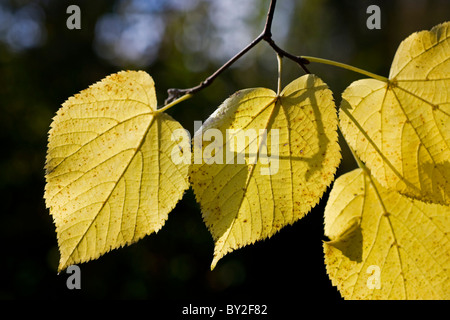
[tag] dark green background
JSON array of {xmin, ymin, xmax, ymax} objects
[{"xmin": 0, "ymin": 0, "xmax": 448, "ymax": 303}]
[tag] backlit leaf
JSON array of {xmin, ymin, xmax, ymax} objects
[
  {"xmin": 339, "ymin": 22, "xmax": 450, "ymax": 205},
  {"xmin": 44, "ymin": 71, "xmax": 190, "ymax": 271},
  {"xmin": 324, "ymin": 168, "xmax": 450, "ymax": 300},
  {"xmin": 190, "ymin": 74, "xmax": 341, "ymax": 269},
  {"xmin": 324, "ymin": 169, "xmax": 450, "ymax": 300}
]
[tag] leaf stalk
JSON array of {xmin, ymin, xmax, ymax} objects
[{"xmin": 301, "ymin": 56, "xmax": 389, "ymax": 82}]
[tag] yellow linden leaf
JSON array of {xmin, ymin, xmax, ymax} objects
[
  {"xmin": 324, "ymin": 168, "xmax": 450, "ymax": 300},
  {"xmin": 44, "ymin": 71, "xmax": 190, "ymax": 271},
  {"xmin": 190, "ymin": 74, "xmax": 341, "ymax": 269},
  {"xmin": 339, "ymin": 22, "xmax": 450, "ymax": 205}
]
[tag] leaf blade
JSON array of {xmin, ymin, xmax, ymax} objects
[
  {"xmin": 44, "ymin": 71, "xmax": 190, "ymax": 271},
  {"xmin": 339, "ymin": 22, "xmax": 450, "ymax": 205},
  {"xmin": 190, "ymin": 74, "xmax": 341, "ymax": 269},
  {"xmin": 324, "ymin": 168, "xmax": 450, "ymax": 300}
]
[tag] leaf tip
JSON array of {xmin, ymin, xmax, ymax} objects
[{"xmin": 210, "ymin": 256, "xmax": 220, "ymax": 271}]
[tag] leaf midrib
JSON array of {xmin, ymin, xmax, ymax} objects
[
  {"xmin": 212, "ymin": 95, "xmax": 278, "ymax": 262},
  {"xmin": 59, "ymin": 114, "xmax": 158, "ymax": 271}
]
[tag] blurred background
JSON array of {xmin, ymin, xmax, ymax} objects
[{"xmin": 0, "ymin": 0, "xmax": 448, "ymax": 302}]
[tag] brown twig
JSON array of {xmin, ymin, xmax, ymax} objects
[{"xmin": 165, "ymin": 0, "xmax": 310, "ymax": 105}]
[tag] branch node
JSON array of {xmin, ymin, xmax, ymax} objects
[
  {"xmin": 162, "ymin": 0, "xmax": 311, "ymax": 107},
  {"xmin": 165, "ymin": 88, "xmax": 184, "ymax": 105}
]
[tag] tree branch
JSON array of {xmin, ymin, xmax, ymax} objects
[
  {"xmin": 264, "ymin": 38, "xmax": 310, "ymax": 74},
  {"xmin": 165, "ymin": 34, "xmax": 264, "ymax": 104},
  {"xmin": 165, "ymin": 0, "xmax": 309, "ymax": 105},
  {"xmin": 262, "ymin": 0, "xmax": 277, "ymax": 38}
]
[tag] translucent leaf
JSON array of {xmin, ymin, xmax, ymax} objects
[
  {"xmin": 324, "ymin": 168, "xmax": 450, "ymax": 300},
  {"xmin": 339, "ymin": 22, "xmax": 450, "ymax": 205},
  {"xmin": 44, "ymin": 71, "xmax": 190, "ymax": 271},
  {"xmin": 190, "ymin": 74, "xmax": 341, "ymax": 269}
]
